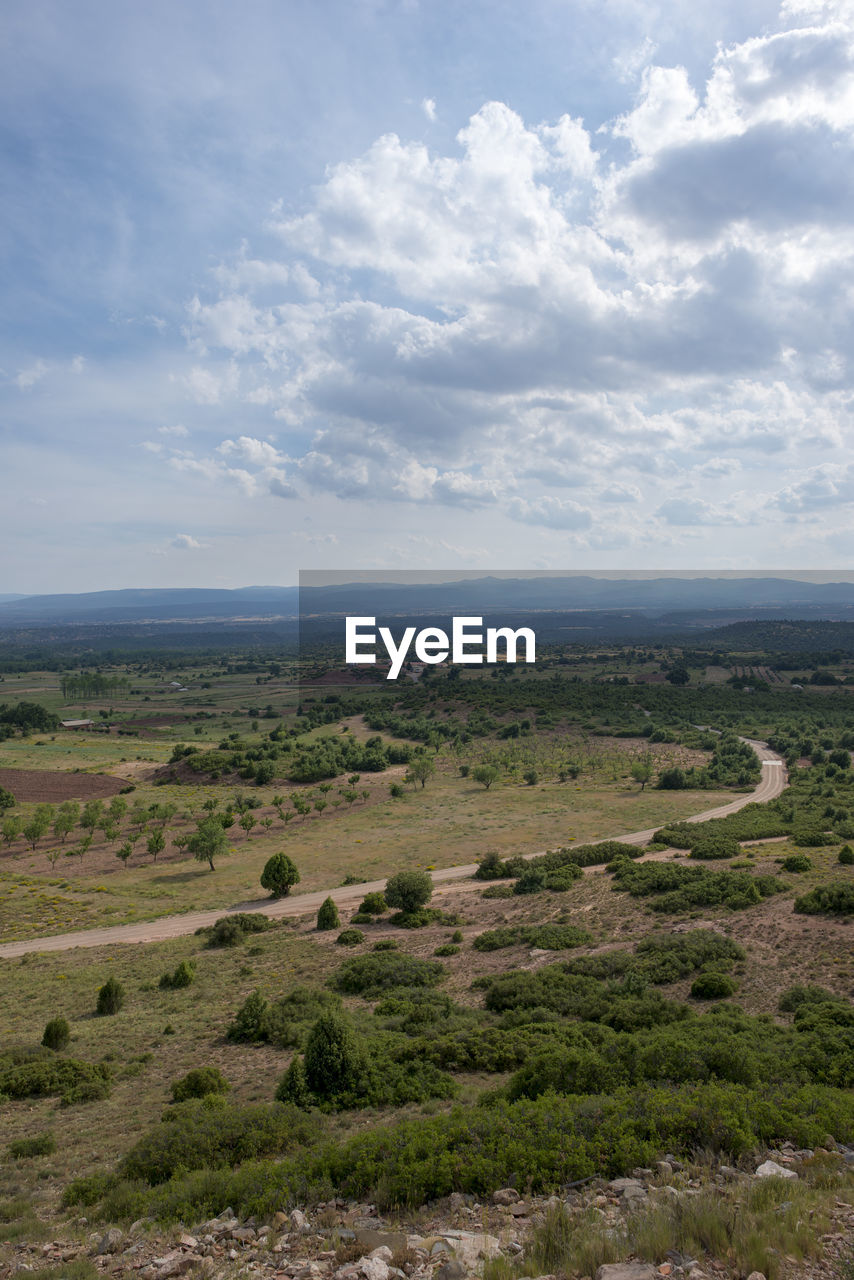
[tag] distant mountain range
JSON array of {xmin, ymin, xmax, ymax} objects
[{"xmin": 2, "ymin": 576, "xmax": 854, "ymax": 628}]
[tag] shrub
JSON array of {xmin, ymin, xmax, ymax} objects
[
  {"xmin": 782, "ymin": 854, "xmax": 812, "ymax": 873},
  {"xmin": 332, "ymin": 951, "xmax": 443, "ymax": 997},
  {"xmin": 350, "ymin": 912, "xmax": 374, "ymax": 924},
  {"xmin": 0, "ymin": 1049, "xmax": 111, "ymax": 1105},
  {"xmin": 691, "ymin": 973, "xmax": 737, "ymax": 999},
  {"xmin": 794, "ymin": 882, "xmax": 854, "ymax": 916},
  {"xmin": 359, "ymin": 892, "xmax": 387, "ymax": 915},
  {"xmin": 316, "ymin": 897, "xmax": 340, "ymax": 931},
  {"xmin": 171, "ymin": 1067, "xmax": 230, "ymax": 1103},
  {"xmin": 778, "ymin": 984, "xmax": 840, "ymax": 1014},
  {"xmin": 839, "ymin": 845, "xmax": 854, "ymax": 865},
  {"xmin": 41, "ymin": 1017, "xmax": 70, "ymax": 1052},
  {"xmin": 159, "ymin": 960, "xmax": 196, "ymax": 990},
  {"xmin": 96, "ymin": 978, "xmax": 125, "ymax": 1017},
  {"xmin": 434, "ymin": 944, "xmax": 460, "ymax": 956},
  {"xmin": 120, "ymin": 1099, "xmax": 315, "ymax": 1185},
  {"xmin": 473, "ymin": 925, "xmax": 591, "ymax": 952},
  {"xmin": 373, "ymin": 939, "xmax": 398, "ymax": 951},
  {"xmin": 481, "ymin": 884, "xmax": 515, "ymax": 899},
  {"xmin": 260, "ymin": 852, "xmax": 300, "ymax": 898},
  {"xmin": 474, "ymin": 851, "xmax": 512, "ymax": 880},
  {"xmin": 7, "ymin": 1132, "xmax": 56, "ymax": 1159},
  {"xmin": 385, "ymin": 870, "xmax": 432, "ymax": 913},
  {"xmin": 202, "ymin": 913, "xmax": 272, "ymax": 948},
  {"xmin": 336, "ymin": 929, "xmax": 365, "ymax": 946},
  {"xmin": 227, "ymin": 986, "xmax": 341, "ymax": 1048},
  {"xmin": 689, "ymin": 835, "xmax": 741, "ymax": 860}
]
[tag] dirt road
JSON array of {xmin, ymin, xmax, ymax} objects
[{"xmin": 0, "ymin": 741, "xmax": 787, "ymax": 959}]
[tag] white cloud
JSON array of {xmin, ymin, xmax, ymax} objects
[
  {"xmin": 421, "ymin": 96, "xmax": 436, "ymax": 121},
  {"xmin": 170, "ymin": 533, "xmax": 206, "ymax": 549},
  {"xmin": 509, "ymin": 496, "xmax": 593, "ymax": 530},
  {"xmin": 16, "ymin": 360, "xmax": 48, "ymax": 389}
]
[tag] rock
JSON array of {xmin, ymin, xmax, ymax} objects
[
  {"xmin": 231, "ymin": 1226, "xmax": 257, "ymax": 1242},
  {"xmin": 493, "ymin": 1188, "xmax": 520, "ymax": 1205},
  {"xmin": 608, "ymin": 1179, "xmax": 644, "ymax": 1194},
  {"xmin": 655, "ymin": 1162, "xmax": 672, "ymax": 1178},
  {"xmin": 273, "ymin": 1213, "xmax": 290, "ymax": 1230},
  {"xmin": 355, "ymin": 1230, "xmax": 408, "ymax": 1254},
  {"xmin": 746, "ymin": 1274, "xmax": 767, "ymax": 1280},
  {"xmin": 631, "ymin": 1169, "xmax": 653, "ymax": 1180},
  {"xmin": 291, "ymin": 1210, "xmax": 310, "ymax": 1233},
  {"xmin": 358, "ymin": 1258, "xmax": 390, "ymax": 1280},
  {"xmin": 755, "ymin": 1161, "xmax": 798, "ymax": 1181},
  {"xmin": 509, "ymin": 1202, "xmax": 530, "ymax": 1216},
  {"xmin": 368, "ymin": 1248, "xmax": 393, "ymax": 1263},
  {"xmin": 178, "ymin": 1234, "xmax": 198, "ymax": 1249},
  {"xmin": 96, "ymin": 1228, "xmax": 124, "ymax": 1256},
  {"xmin": 131, "ymin": 1218, "xmax": 156, "ymax": 1234},
  {"xmin": 436, "ymin": 1264, "xmax": 466, "ymax": 1280},
  {"xmin": 594, "ymin": 1266, "xmax": 658, "ymax": 1280}
]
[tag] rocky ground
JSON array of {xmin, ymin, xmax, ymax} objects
[{"xmin": 5, "ymin": 1145, "xmax": 853, "ymax": 1280}]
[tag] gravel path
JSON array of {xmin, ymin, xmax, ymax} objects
[{"xmin": 0, "ymin": 740, "xmax": 787, "ymax": 959}]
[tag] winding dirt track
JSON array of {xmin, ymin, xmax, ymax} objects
[{"xmin": 0, "ymin": 740, "xmax": 787, "ymax": 960}]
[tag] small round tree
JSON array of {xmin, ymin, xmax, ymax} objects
[
  {"xmin": 316, "ymin": 896, "xmax": 340, "ymax": 930},
  {"xmin": 261, "ymin": 851, "xmax": 300, "ymax": 897},
  {"xmin": 385, "ymin": 869, "xmax": 432, "ymax": 914},
  {"xmin": 188, "ymin": 815, "xmax": 230, "ymax": 871},
  {"xmin": 471, "ymin": 764, "xmax": 499, "ymax": 790},
  {"xmin": 42, "ymin": 1016, "xmax": 70, "ymax": 1051},
  {"xmin": 96, "ymin": 977, "xmax": 125, "ymax": 1016},
  {"xmin": 171, "ymin": 1066, "xmax": 230, "ymax": 1102}
]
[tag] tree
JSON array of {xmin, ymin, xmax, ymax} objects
[
  {"xmin": 316, "ymin": 896, "xmax": 340, "ymax": 930},
  {"xmin": 472, "ymin": 764, "xmax": 500, "ymax": 790},
  {"xmin": 630, "ymin": 757, "xmax": 653, "ymax": 791},
  {"xmin": 147, "ymin": 830, "xmax": 166, "ymax": 862},
  {"xmin": 666, "ymin": 663, "xmax": 690, "ymax": 686},
  {"xmin": 260, "ymin": 851, "xmax": 300, "ymax": 897},
  {"xmin": 385, "ymin": 869, "xmax": 432, "ymax": 914},
  {"xmin": 0, "ymin": 786, "xmax": 15, "ymax": 812},
  {"xmin": 407, "ymin": 757, "xmax": 435, "ymax": 789},
  {"xmin": 1, "ymin": 815, "xmax": 22, "ymax": 847},
  {"xmin": 188, "ymin": 816, "xmax": 230, "ymax": 871},
  {"xmin": 53, "ymin": 802, "xmax": 79, "ymax": 844},
  {"xmin": 303, "ymin": 1011, "xmax": 364, "ymax": 1100}
]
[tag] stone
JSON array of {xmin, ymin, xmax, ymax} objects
[
  {"xmin": 594, "ymin": 1266, "xmax": 658, "ymax": 1280},
  {"xmin": 608, "ymin": 1179, "xmax": 644, "ymax": 1194},
  {"xmin": 232, "ymin": 1227, "xmax": 257, "ymax": 1242},
  {"xmin": 273, "ymin": 1213, "xmax": 290, "ymax": 1230},
  {"xmin": 746, "ymin": 1274, "xmax": 767, "ymax": 1280},
  {"xmin": 178, "ymin": 1235, "xmax": 198, "ymax": 1249},
  {"xmin": 755, "ymin": 1161, "xmax": 798, "ymax": 1181},
  {"xmin": 355, "ymin": 1230, "xmax": 408, "ymax": 1254},
  {"xmin": 96, "ymin": 1228, "xmax": 124, "ymax": 1255},
  {"xmin": 291, "ymin": 1210, "xmax": 310, "ymax": 1233},
  {"xmin": 358, "ymin": 1258, "xmax": 390, "ymax": 1280},
  {"xmin": 368, "ymin": 1248, "xmax": 393, "ymax": 1263},
  {"xmin": 655, "ymin": 1162, "xmax": 672, "ymax": 1178},
  {"xmin": 493, "ymin": 1188, "xmax": 520, "ymax": 1205},
  {"xmin": 509, "ymin": 1202, "xmax": 530, "ymax": 1216},
  {"xmin": 436, "ymin": 1264, "xmax": 466, "ymax": 1280}
]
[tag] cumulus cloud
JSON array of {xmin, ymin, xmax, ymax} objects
[
  {"xmin": 170, "ymin": 533, "xmax": 206, "ymax": 549},
  {"xmin": 165, "ymin": 2, "xmax": 854, "ymax": 553}
]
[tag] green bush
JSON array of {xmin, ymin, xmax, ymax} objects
[
  {"xmin": 350, "ymin": 912, "xmax": 374, "ymax": 924},
  {"xmin": 171, "ymin": 1067, "xmax": 230, "ymax": 1102},
  {"xmin": 316, "ymin": 897, "xmax": 340, "ymax": 931},
  {"xmin": 609, "ymin": 859, "xmax": 785, "ymax": 913},
  {"xmin": 201, "ymin": 913, "xmax": 272, "ymax": 947},
  {"xmin": 7, "ymin": 1132, "xmax": 56, "ymax": 1159},
  {"xmin": 359, "ymin": 892, "xmax": 387, "ymax": 915},
  {"xmin": 838, "ymin": 845, "xmax": 854, "ymax": 865},
  {"xmin": 690, "ymin": 972, "xmax": 737, "ymax": 999},
  {"xmin": 473, "ymin": 925, "xmax": 591, "ymax": 952},
  {"xmin": 782, "ymin": 854, "xmax": 812, "ymax": 873},
  {"xmin": 227, "ymin": 986, "xmax": 341, "ymax": 1048},
  {"xmin": 0, "ymin": 1049, "xmax": 111, "ymax": 1105},
  {"xmin": 120, "ymin": 1099, "xmax": 315, "ymax": 1184},
  {"xmin": 481, "ymin": 884, "xmax": 515, "ymax": 899},
  {"xmin": 41, "ymin": 1017, "xmax": 70, "ymax": 1052},
  {"xmin": 336, "ymin": 929, "xmax": 365, "ymax": 947},
  {"xmin": 794, "ymin": 882, "xmax": 854, "ymax": 916},
  {"xmin": 689, "ymin": 835, "xmax": 741, "ymax": 860},
  {"xmin": 332, "ymin": 950, "xmax": 444, "ymax": 997},
  {"xmin": 96, "ymin": 977, "xmax": 125, "ymax": 1017},
  {"xmin": 434, "ymin": 944, "xmax": 460, "ymax": 956},
  {"xmin": 373, "ymin": 939, "xmax": 398, "ymax": 951},
  {"xmin": 159, "ymin": 960, "xmax": 196, "ymax": 990}
]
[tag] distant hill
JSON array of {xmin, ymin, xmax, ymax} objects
[
  {"xmin": 686, "ymin": 618, "xmax": 854, "ymax": 654},
  {"xmin": 0, "ymin": 586, "xmax": 299, "ymax": 625}
]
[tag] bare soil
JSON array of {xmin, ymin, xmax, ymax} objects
[{"xmin": 0, "ymin": 766, "xmax": 126, "ymax": 803}]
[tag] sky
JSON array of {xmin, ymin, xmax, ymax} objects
[{"xmin": 3, "ymin": 0, "xmax": 854, "ymax": 592}]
